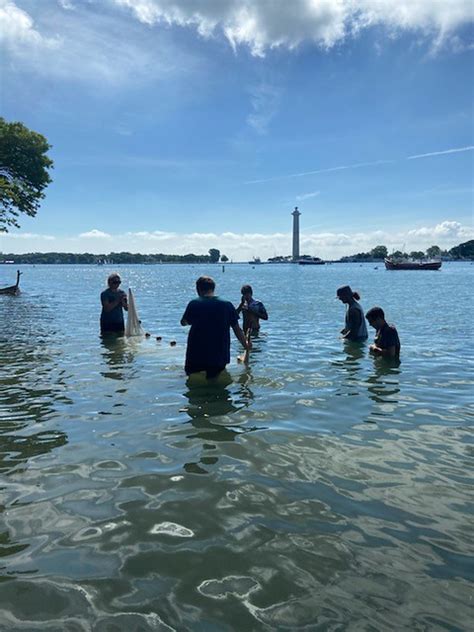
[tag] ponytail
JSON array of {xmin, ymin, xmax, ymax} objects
[{"xmin": 353, "ymin": 291, "xmax": 360, "ymax": 300}]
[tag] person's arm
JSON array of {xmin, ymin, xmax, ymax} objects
[
  {"xmin": 231, "ymin": 323, "xmax": 251, "ymax": 350},
  {"xmin": 180, "ymin": 302, "xmax": 192, "ymax": 326},
  {"xmin": 236, "ymin": 298, "xmax": 245, "ymax": 315},
  {"xmin": 255, "ymin": 301, "xmax": 268, "ymax": 321},
  {"xmin": 342, "ymin": 305, "xmax": 361, "ymax": 338},
  {"xmin": 369, "ymin": 344, "xmax": 397, "ymax": 358}
]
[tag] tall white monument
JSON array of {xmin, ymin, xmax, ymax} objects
[{"xmin": 292, "ymin": 206, "xmax": 301, "ymax": 261}]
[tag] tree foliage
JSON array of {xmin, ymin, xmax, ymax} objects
[
  {"xmin": 208, "ymin": 248, "xmax": 220, "ymax": 263},
  {"xmin": 220, "ymin": 254, "xmax": 229, "ymax": 262},
  {"xmin": 370, "ymin": 245, "xmax": 388, "ymax": 259},
  {"xmin": 0, "ymin": 118, "xmax": 53, "ymax": 232},
  {"xmin": 426, "ymin": 245, "xmax": 441, "ymax": 258}
]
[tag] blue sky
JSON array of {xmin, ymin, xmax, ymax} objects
[{"xmin": 0, "ymin": 0, "xmax": 473, "ymax": 259}]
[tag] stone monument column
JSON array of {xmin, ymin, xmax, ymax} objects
[{"xmin": 292, "ymin": 207, "xmax": 301, "ymax": 261}]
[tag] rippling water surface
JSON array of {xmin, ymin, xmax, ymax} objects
[{"xmin": 0, "ymin": 263, "xmax": 472, "ymax": 631}]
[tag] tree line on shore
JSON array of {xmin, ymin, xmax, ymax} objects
[
  {"xmin": 1, "ymin": 240, "xmax": 472, "ymax": 265},
  {"xmin": 338, "ymin": 242, "xmax": 473, "ymax": 262}
]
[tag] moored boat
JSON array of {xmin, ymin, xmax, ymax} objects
[
  {"xmin": 297, "ymin": 257, "xmax": 325, "ymax": 265},
  {"xmin": 0, "ymin": 270, "xmax": 22, "ymax": 295},
  {"xmin": 384, "ymin": 257, "xmax": 442, "ymax": 270}
]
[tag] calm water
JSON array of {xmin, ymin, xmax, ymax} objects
[{"xmin": 0, "ymin": 263, "xmax": 473, "ymax": 631}]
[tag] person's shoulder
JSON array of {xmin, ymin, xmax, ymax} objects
[{"xmin": 101, "ymin": 288, "xmax": 111, "ymax": 298}]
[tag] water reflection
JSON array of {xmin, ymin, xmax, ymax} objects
[
  {"xmin": 99, "ymin": 335, "xmax": 136, "ymax": 381},
  {"xmin": 181, "ymin": 370, "xmax": 260, "ymax": 473},
  {"xmin": 366, "ymin": 357, "xmax": 401, "ymax": 420}
]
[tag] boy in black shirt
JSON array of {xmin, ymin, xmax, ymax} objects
[{"xmin": 365, "ymin": 306, "xmax": 400, "ymax": 359}]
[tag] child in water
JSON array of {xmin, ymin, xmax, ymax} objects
[{"xmin": 237, "ymin": 284, "xmax": 268, "ymax": 334}]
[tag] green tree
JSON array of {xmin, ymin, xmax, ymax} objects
[
  {"xmin": 370, "ymin": 245, "xmax": 388, "ymax": 259},
  {"xmin": 426, "ymin": 245, "xmax": 441, "ymax": 258},
  {"xmin": 0, "ymin": 118, "xmax": 53, "ymax": 231},
  {"xmin": 220, "ymin": 254, "xmax": 229, "ymax": 262},
  {"xmin": 409, "ymin": 250, "xmax": 425, "ymax": 260},
  {"xmin": 209, "ymin": 248, "xmax": 220, "ymax": 263},
  {"xmin": 391, "ymin": 250, "xmax": 407, "ymax": 259}
]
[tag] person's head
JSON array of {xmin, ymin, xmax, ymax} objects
[
  {"xmin": 337, "ymin": 285, "xmax": 360, "ymax": 304},
  {"xmin": 241, "ymin": 284, "xmax": 253, "ymax": 301},
  {"xmin": 365, "ymin": 306, "xmax": 385, "ymax": 329},
  {"xmin": 196, "ymin": 276, "xmax": 215, "ymax": 297},
  {"xmin": 108, "ymin": 273, "xmax": 122, "ymax": 289}
]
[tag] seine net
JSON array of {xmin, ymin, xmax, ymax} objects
[{"xmin": 125, "ymin": 289, "xmax": 144, "ymax": 337}]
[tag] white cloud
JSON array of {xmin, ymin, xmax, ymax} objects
[
  {"xmin": 2, "ymin": 221, "xmax": 472, "ymax": 259},
  {"xmin": 113, "ymin": 0, "xmax": 474, "ymax": 56},
  {"xmin": 79, "ymin": 229, "xmax": 112, "ymax": 239},
  {"xmin": 0, "ymin": 0, "xmax": 195, "ymax": 85},
  {"xmin": 0, "ymin": 0, "xmax": 60, "ymax": 53},
  {"xmin": 1, "ymin": 231, "xmax": 55, "ymax": 240},
  {"xmin": 296, "ymin": 191, "xmax": 320, "ymax": 201}
]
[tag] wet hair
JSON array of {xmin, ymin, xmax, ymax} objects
[
  {"xmin": 241, "ymin": 284, "xmax": 253, "ymax": 295},
  {"xmin": 337, "ymin": 285, "xmax": 360, "ymax": 300},
  {"xmin": 365, "ymin": 306, "xmax": 385, "ymax": 322},
  {"xmin": 196, "ymin": 276, "xmax": 215, "ymax": 294},
  {"xmin": 107, "ymin": 272, "xmax": 121, "ymax": 284}
]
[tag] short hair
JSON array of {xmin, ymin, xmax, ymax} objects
[
  {"xmin": 196, "ymin": 276, "xmax": 215, "ymax": 293},
  {"xmin": 241, "ymin": 284, "xmax": 253, "ymax": 295},
  {"xmin": 108, "ymin": 272, "xmax": 121, "ymax": 283},
  {"xmin": 365, "ymin": 306, "xmax": 385, "ymax": 321}
]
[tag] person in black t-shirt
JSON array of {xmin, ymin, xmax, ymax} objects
[
  {"xmin": 365, "ymin": 306, "xmax": 400, "ymax": 359},
  {"xmin": 100, "ymin": 273, "xmax": 128, "ymax": 335},
  {"xmin": 181, "ymin": 276, "xmax": 250, "ymax": 379}
]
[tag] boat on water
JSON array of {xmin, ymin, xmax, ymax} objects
[
  {"xmin": 297, "ymin": 257, "xmax": 325, "ymax": 265},
  {"xmin": 384, "ymin": 257, "xmax": 442, "ymax": 270},
  {"xmin": 0, "ymin": 270, "xmax": 22, "ymax": 295},
  {"xmin": 248, "ymin": 257, "xmax": 263, "ymax": 265}
]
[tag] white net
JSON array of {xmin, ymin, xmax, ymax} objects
[{"xmin": 125, "ymin": 288, "xmax": 144, "ymax": 337}]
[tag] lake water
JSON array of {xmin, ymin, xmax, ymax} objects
[{"xmin": 0, "ymin": 263, "xmax": 472, "ymax": 631}]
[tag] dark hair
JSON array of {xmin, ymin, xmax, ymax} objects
[
  {"xmin": 365, "ymin": 306, "xmax": 385, "ymax": 321},
  {"xmin": 337, "ymin": 285, "xmax": 360, "ymax": 300},
  {"xmin": 196, "ymin": 276, "xmax": 215, "ymax": 294},
  {"xmin": 241, "ymin": 284, "xmax": 253, "ymax": 295}
]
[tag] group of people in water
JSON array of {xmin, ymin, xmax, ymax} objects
[{"xmin": 100, "ymin": 272, "xmax": 400, "ymax": 380}]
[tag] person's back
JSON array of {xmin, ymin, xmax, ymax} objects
[
  {"xmin": 345, "ymin": 301, "xmax": 368, "ymax": 341},
  {"xmin": 181, "ymin": 276, "xmax": 249, "ymax": 379},
  {"xmin": 184, "ymin": 296, "xmax": 237, "ymax": 372}
]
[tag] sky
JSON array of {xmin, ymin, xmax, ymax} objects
[{"xmin": 0, "ymin": 0, "xmax": 473, "ymax": 260}]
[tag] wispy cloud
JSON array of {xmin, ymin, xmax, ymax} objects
[
  {"xmin": 247, "ymin": 146, "xmax": 474, "ymax": 184},
  {"xmin": 246, "ymin": 82, "xmax": 281, "ymax": 135},
  {"xmin": 296, "ymin": 191, "xmax": 320, "ymax": 201},
  {"xmin": 407, "ymin": 145, "xmax": 474, "ymax": 160}
]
